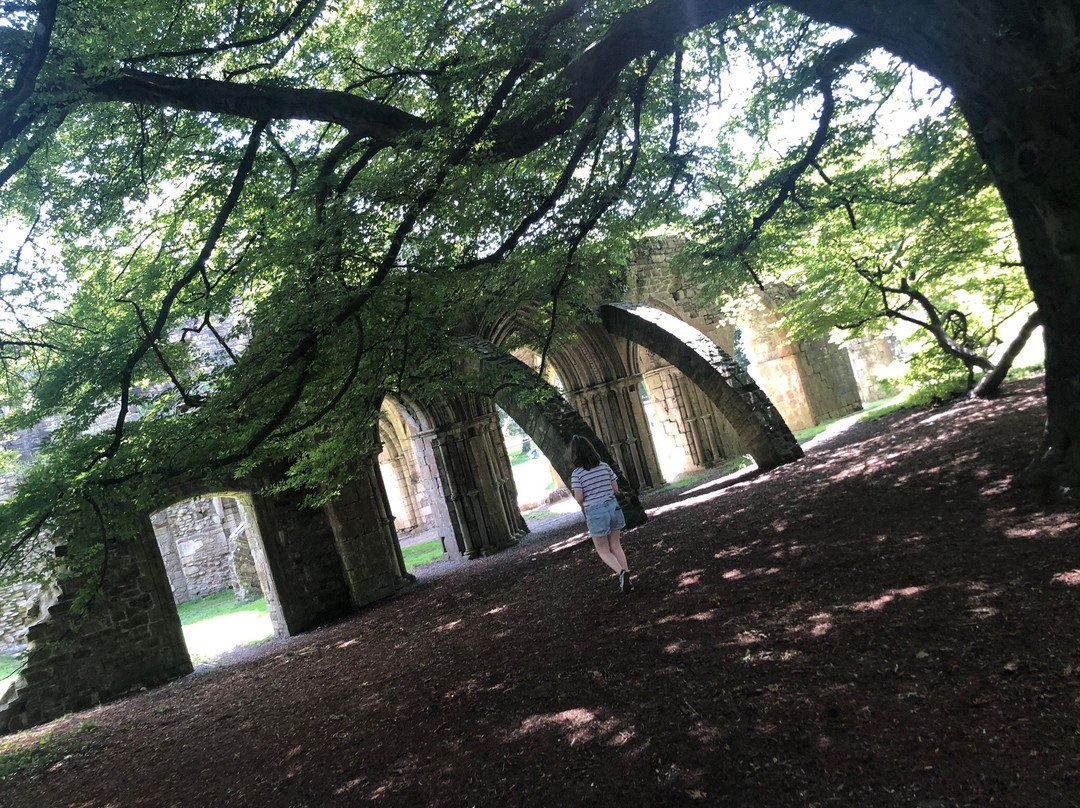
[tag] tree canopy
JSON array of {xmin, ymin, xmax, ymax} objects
[
  {"xmin": 676, "ymin": 15, "xmax": 1036, "ymax": 394},
  {"xmin": 2, "ymin": 0, "xmax": 1078, "ymax": 579}
]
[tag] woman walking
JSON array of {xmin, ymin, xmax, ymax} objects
[{"xmin": 570, "ymin": 435, "xmax": 633, "ymax": 593}]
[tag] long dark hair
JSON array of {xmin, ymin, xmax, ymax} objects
[{"xmin": 570, "ymin": 434, "xmax": 601, "ymax": 470}]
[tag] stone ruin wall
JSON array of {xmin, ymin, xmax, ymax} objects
[
  {"xmin": 1, "ymin": 490, "xmax": 263, "ymax": 658},
  {"xmin": 629, "ymin": 239, "xmax": 886, "ymax": 435},
  {"xmin": 1, "ymin": 524, "xmax": 193, "ymax": 733},
  {"xmin": 412, "ymin": 406, "xmax": 527, "ymax": 560},
  {"xmin": 625, "ymin": 239, "xmax": 747, "ymax": 477},
  {"xmin": 1, "ymin": 423, "xmax": 60, "ymax": 657},
  {"xmin": 847, "ymin": 335, "xmax": 901, "ymax": 403},
  {"xmin": 151, "ymin": 496, "xmax": 263, "ymax": 606}
]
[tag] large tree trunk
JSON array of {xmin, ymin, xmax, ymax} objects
[
  {"xmin": 972, "ymin": 310, "xmax": 1042, "ymax": 399},
  {"xmin": 950, "ymin": 62, "xmax": 1080, "ymax": 491},
  {"xmin": 978, "ymin": 166, "xmax": 1080, "ymax": 489},
  {"xmin": 781, "ymin": 0, "xmax": 1080, "ymax": 492}
]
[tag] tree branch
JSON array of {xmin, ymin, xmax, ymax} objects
[
  {"xmin": 92, "ymin": 121, "xmax": 267, "ymax": 467},
  {"xmin": 884, "ymin": 277, "xmax": 995, "ymax": 372},
  {"xmin": 491, "ymin": 0, "xmax": 746, "ymax": 156},
  {"xmin": 0, "ymin": 0, "xmax": 58, "ymax": 141},
  {"xmin": 973, "ymin": 309, "xmax": 1042, "ymax": 399},
  {"xmin": 123, "ymin": 0, "xmax": 325, "ymax": 66},
  {"xmin": 90, "ymin": 69, "xmax": 428, "ymax": 142}
]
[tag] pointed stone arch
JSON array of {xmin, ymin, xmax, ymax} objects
[
  {"xmin": 600, "ymin": 303, "xmax": 803, "ymax": 471},
  {"xmin": 456, "ymin": 335, "xmax": 647, "ymax": 528},
  {"xmin": 386, "ymin": 391, "xmax": 527, "ymax": 559},
  {"xmin": 478, "ymin": 311, "xmax": 663, "ymax": 492}
]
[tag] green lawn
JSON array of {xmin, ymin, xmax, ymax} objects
[
  {"xmin": 176, "ymin": 591, "xmax": 274, "ymax": 664},
  {"xmin": 402, "ymin": 539, "xmax": 442, "ymax": 571},
  {"xmin": 177, "ymin": 544, "xmax": 449, "ymax": 663},
  {"xmin": 0, "ymin": 654, "xmax": 22, "ymax": 682}
]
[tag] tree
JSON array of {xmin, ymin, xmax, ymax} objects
[
  {"xmin": 679, "ymin": 16, "xmax": 1038, "ymax": 398},
  {"xmin": 1, "ymin": 0, "xmax": 1078, "ymax": 578},
  {"xmin": 773, "ymin": 0, "xmax": 1080, "ymax": 483}
]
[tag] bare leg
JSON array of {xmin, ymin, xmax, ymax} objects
[
  {"xmin": 591, "ymin": 534, "xmax": 623, "ymax": 574},
  {"xmin": 607, "ymin": 529, "xmax": 629, "ymax": 572}
]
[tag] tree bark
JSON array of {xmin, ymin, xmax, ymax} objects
[
  {"xmin": 972, "ymin": 310, "xmax": 1042, "ymax": 399},
  {"xmin": 779, "ymin": 0, "xmax": 1080, "ymax": 491}
]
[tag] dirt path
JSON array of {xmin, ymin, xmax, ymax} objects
[{"xmin": 1, "ymin": 376, "xmax": 1078, "ymax": 808}]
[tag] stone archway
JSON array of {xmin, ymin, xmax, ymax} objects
[
  {"xmin": 457, "ymin": 335, "xmax": 648, "ymax": 529},
  {"xmin": 0, "ymin": 457, "xmax": 410, "ymax": 733},
  {"xmin": 481, "ymin": 312, "xmax": 664, "ymax": 493},
  {"xmin": 600, "ymin": 303, "xmax": 803, "ymax": 471},
  {"xmin": 150, "ymin": 493, "xmax": 286, "ymax": 642},
  {"xmin": 394, "ymin": 392, "xmax": 528, "ymax": 560},
  {"xmin": 378, "ymin": 401, "xmax": 434, "ymax": 535}
]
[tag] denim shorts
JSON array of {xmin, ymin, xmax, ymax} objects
[{"xmin": 584, "ymin": 498, "xmax": 625, "ymax": 537}]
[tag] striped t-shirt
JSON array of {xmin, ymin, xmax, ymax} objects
[{"xmin": 570, "ymin": 462, "xmax": 617, "ymax": 506}]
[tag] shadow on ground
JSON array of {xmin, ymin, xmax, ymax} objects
[{"xmin": 1, "ymin": 376, "xmax": 1077, "ymax": 808}]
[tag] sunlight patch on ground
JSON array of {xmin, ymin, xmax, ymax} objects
[
  {"xmin": 677, "ymin": 466, "xmax": 759, "ymax": 497},
  {"xmin": 849, "ymin": 585, "xmax": 927, "ymax": 612},
  {"xmin": 647, "ymin": 487, "xmax": 733, "ymax": 519},
  {"xmin": 508, "ymin": 708, "xmax": 633, "ymax": 748},
  {"xmin": 677, "ymin": 569, "xmax": 703, "ymax": 588},
  {"xmin": 722, "ymin": 566, "xmax": 781, "ymax": 581},
  {"xmin": 656, "ymin": 610, "xmax": 716, "ymax": 626},
  {"xmin": 809, "ymin": 613, "xmax": 833, "ymax": 636},
  {"xmin": 182, "ymin": 610, "xmax": 274, "ymax": 663},
  {"xmin": 735, "ymin": 630, "xmax": 768, "ymax": 646},
  {"xmin": 714, "ymin": 543, "xmax": 756, "ymax": 559},
  {"xmin": 535, "ymin": 531, "xmax": 590, "ymax": 555},
  {"xmin": 1004, "ymin": 514, "xmax": 1079, "ymax": 539},
  {"xmin": 784, "ymin": 611, "xmax": 835, "ymax": 638}
]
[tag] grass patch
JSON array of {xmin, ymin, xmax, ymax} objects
[
  {"xmin": 176, "ymin": 590, "xmax": 267, "ymax": 625},
  {"xmin": 652, "ymin": 456, "xmax": 752, "ymax": 495},
  {"xmin": 402, "ymin": 538, "xmax": 443, "ymax": 572},
  {"xmin": 176, "ymin": 591, "xmax": 274, "ymax": 665},
  {"xmin": 857, "ymin": 400, "xmax": 912, "ymax": 423},
  {"xmin": 793, "ymin": 423, "xmax": 831, "ymax": 443},
  {"xmin": 0, "ymin": 655, "xmax": 23, "ymax": 681},
  {"xmin": 524, "ymin": 507, "xmax": 557, "ymax": 521},
  {"xmin": 0, "ymin": 720, "xmax": 98, "ymax": 781}
]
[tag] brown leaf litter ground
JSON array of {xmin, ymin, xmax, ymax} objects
[{"xmin": 1, "ymin": 375, "xmax": 1077, "ymax": 808}]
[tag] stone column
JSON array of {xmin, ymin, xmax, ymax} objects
[
  {"xmin": 324, "ymin": 450, "xmax": 412, "ymax": 609},
  {"xmin": 0, "ymin": 522, "xmax": 193, "ymax": 734},
  {"xmin": 220, "ymin": 497, "xmax": 263, "ymax": 602},
  {"xmin": 150, "ymin": 511, "xmax": 190, "ymax": 604},
  {"xmin": 418, "ymin": 409, "xmax": 526, "ymax": 560},
  {"xmin": 566, "ymin": 377, "xmax": 661, "ymax": 492}
]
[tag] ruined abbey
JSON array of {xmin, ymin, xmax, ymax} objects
[{"xmin": 0, "ymin": 239, "xmax": 895, "ymax": 732}]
